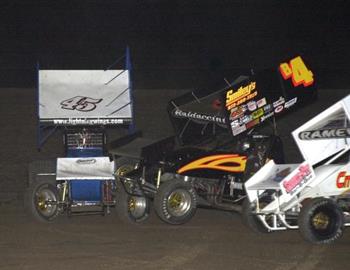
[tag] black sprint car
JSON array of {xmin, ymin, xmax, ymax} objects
[{"xmin": 109, "ymin": 56, "xmax": 317, "ymax": 225}]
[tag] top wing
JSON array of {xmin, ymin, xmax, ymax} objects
[
  {"xmin": 39, "ymin": 69, "xmax": 132, "ymax": 126},
  {"xmin": 292, "ymin": 94, "xmax": 350, "ymax": 165},
  {"xmin": 225, "ymin": 56, "xmax": 316, "ymax": 136},
  {"xmin": 168, "ymin": 56, "xmax": 317, "ymax": 144}
]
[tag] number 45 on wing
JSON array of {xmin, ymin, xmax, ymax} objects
[{"xmin": 60, "ymin": 96, "xmax": 103, "ymax": 112}]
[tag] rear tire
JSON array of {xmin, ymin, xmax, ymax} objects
[
  {"xmin": 298, "ymin": 198, "xmax": 344, "ymax": 244},
  {"xmin": 154, "ymin": 179, "xmax": 197, "ymax": 225}
]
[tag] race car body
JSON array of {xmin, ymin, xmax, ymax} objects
[
  {"xmin": 110, "ymin": 56, "xmax": 317, "ymax": 225},
  {"xmin": 25, "ymin": 48, "xmax": 137, "ymax": 222},
  {"xmin": 245, "ymin": 94, "xmax": 350, "ymax": 243}
]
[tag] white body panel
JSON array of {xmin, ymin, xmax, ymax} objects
[
  {"xmin": 245, "ymin": 160, "xmax": 315, "ymax": 212},
  {"xmin": 56, "ymin": 157, "xmax": 114, "ymax": 180},
  {"xmin": 244, "ymin": 94, "xmax": 350, "ymax": 231},
  {"xmin": 299, "ymin": 163, "xmax": 350, "ymax": 200}
]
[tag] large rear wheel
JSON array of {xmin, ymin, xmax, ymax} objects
[{"xmin": 154, "ymin": 179, "xmax": 197, "ymax": 225}]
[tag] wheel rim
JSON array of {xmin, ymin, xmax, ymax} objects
[
  {"xmin": 167, "ymin": 189, "xmax": 191, "ymax": 217},
  {"xmin": 310, "ymin": 206, "xmax": 337, "ymax": 237},
  {"xmin": 35, "ymin": 187, "xmax": 58, "ymax": 218},
  {"xmin": 128, "ymin": 196, "xmax": 147, "ymax": 220},
  {"xmin": 312, "ymin": 212, "xmax": 330, "ymax": 230}
]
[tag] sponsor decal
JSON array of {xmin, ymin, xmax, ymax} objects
[
  {"xmin": 61, "ymin": 96, "xmax": 103, "ymax": 112},
  {"xmin": 284, "ymin": 97, "xmax": 298, "ymax": 109},
  {"xmin": 336, "ymin": 172, "xmax": 350, "ymax": 188},
  {"xmin": 246, "ymin": 118, "xmax": 259, "ymax": 129},
  {"xmin": 231, "ymin": 120, "xmax": 240, "ymax": 128},
  {"xmin": 230, "ymin": 107, "xmax": 244, "ymax": 120},
  {"xmin": 76, "ymin": 158, "xmax": 97, "ymax": 165},
  {"xmin": 53, "ymin": 118, "xmax": 124, "ymax": 125},
  {"xmin": 247, "ymin": 101, "xmax": 257, "ymax": 111},
  {"xmin": 264, "ymin": 104, "xmax": 272, "ymax": 113},
  {"xmin": 240, "ymin": 114, "xmax": 252, "ymax": 124},
  {"xmin": 240, "ymin": 104, "xmax": 248, "ymax": 112},
  {"xmin": 274, "ymin": 105, "xmax": 284, "ymax": 114},
  {"xmin": 173, "ymin": 109, "xmax": 226, "ymax": 124},
  {"xmin": 261, "ymin": 111, "xmax": 274, "ymax": 122},
  {"xmin": 279, "ymin": 56, "xmax": 314, "ymax": 87},
  {"xmin": 232, "ymin": 125, "xmax": 247, "ymax": 136},
  {"xmin": 283, "ymin": 163, "xmax": 312, "ymax": 194},
  {"xmin": 257, "ymin": 98, "xmax": 267, "ymax": 108},
  {"xmin": 226, "ymin": 81, "xmax": 257, "ymax": 110},
  {"xmin": 177, "ymin": 154, "xmax": 247, "ymax": 174},
  {"xmin": 273, "ymin": 96, "xmax": 285, "ymax": 108},
  {"xmin": 251, "ymin": 108, "xmax": 264, "ymax": 119},
  {"xmin": 299, "ymin": 128, "xmax": 350, "ymax": 140}
]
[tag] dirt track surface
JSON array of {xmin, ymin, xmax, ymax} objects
[
  {"xmin": 0, "ymin": 88, "xmax": 349, "ymax": 269},
  {"xmin": 1, "ymin": 203, "xmax": 350, "ymax": 270}
]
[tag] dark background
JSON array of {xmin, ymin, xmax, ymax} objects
[
  {"xmin": 1, "ymin": 3, "xmax": 350, "ymax": 266},
  {"xmin": 1, "ymin": 0, "xmax": 350, "ymax": 89}
]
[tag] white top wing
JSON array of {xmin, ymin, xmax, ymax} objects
[
  {"xmin": 292, "ymin": 94, "xmax": 350, "ymax": 165},
  {"xmin": 39, "ymin": 70, "xmax": 132, "ymax": 125}
]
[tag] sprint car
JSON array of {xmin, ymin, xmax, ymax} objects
[
  {"xmin": 244, "ymin": 94, "xmax": 350, "ymax": 244},
  {"xmin": 24, "ymin": 49, "xmax": 135, "ymax": 222},
  {"xmin": 110, "ymin": 56, "xmax": 317, "ymax": 225}
]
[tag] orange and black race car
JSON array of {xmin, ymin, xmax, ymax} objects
[{"xmin": 109, "ymin": 56, "xmax": 317, "ymax": 225}]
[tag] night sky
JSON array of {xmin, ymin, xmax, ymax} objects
[{"xmin": 1, "ymin": 0, "xmax": 350, "ymax": 88}]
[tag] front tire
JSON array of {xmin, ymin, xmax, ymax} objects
[
  {"xmin": 298, "ymin": 198, "xmax": 344, "ymax": 244},
  {"xmin": 242, "ymin": 198, "xmax": 269, "ymax": 233},
  {"xmin": 154, "ymin": 179, "xmax": 197, "ymax": 225},
  {"xmin": 115, "ymin": 182, "xmax": 150, "ymax": 223},
  {"xmin": 25, "ymin": 178, "xmax": 60, "ymax": 222},
  {"xmin": 114, "ymin": 157, "xmax": 150, "ymax": 223}
]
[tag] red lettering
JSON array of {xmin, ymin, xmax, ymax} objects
[{"xmin": 336, "ymin": 171, "xmax": 350, "ymax": 189}]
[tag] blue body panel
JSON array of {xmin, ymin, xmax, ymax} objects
[
  {"xmin": 70, "ymin": 180, "xmax": 102, "ymax": 202},
  {"xmin": 67, "ymin": 147, "xmax": 103, "ymax": 158},
  {"xmin": 68, "ymin": 147, "xmax": 104, "ymax": 202}
]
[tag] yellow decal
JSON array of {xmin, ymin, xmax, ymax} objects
[
  {"xmin": 178, "ymin": 154, "xmax": 247, "ymax": 174},
  {"xmin": 252, "ymin": 108, "xmax": 264, "ymax": 119},
  {"xmin": 226, "ymin": 82, "xmax": 257, "ymax": 110},
  {"xmin": 279, "ymin": 56, "xmax": 314, "ymax": 87}
]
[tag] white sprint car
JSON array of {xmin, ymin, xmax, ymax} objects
[{"xmin": 244, "ymin": 94, "xmax": 350, "ymax": 244}]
